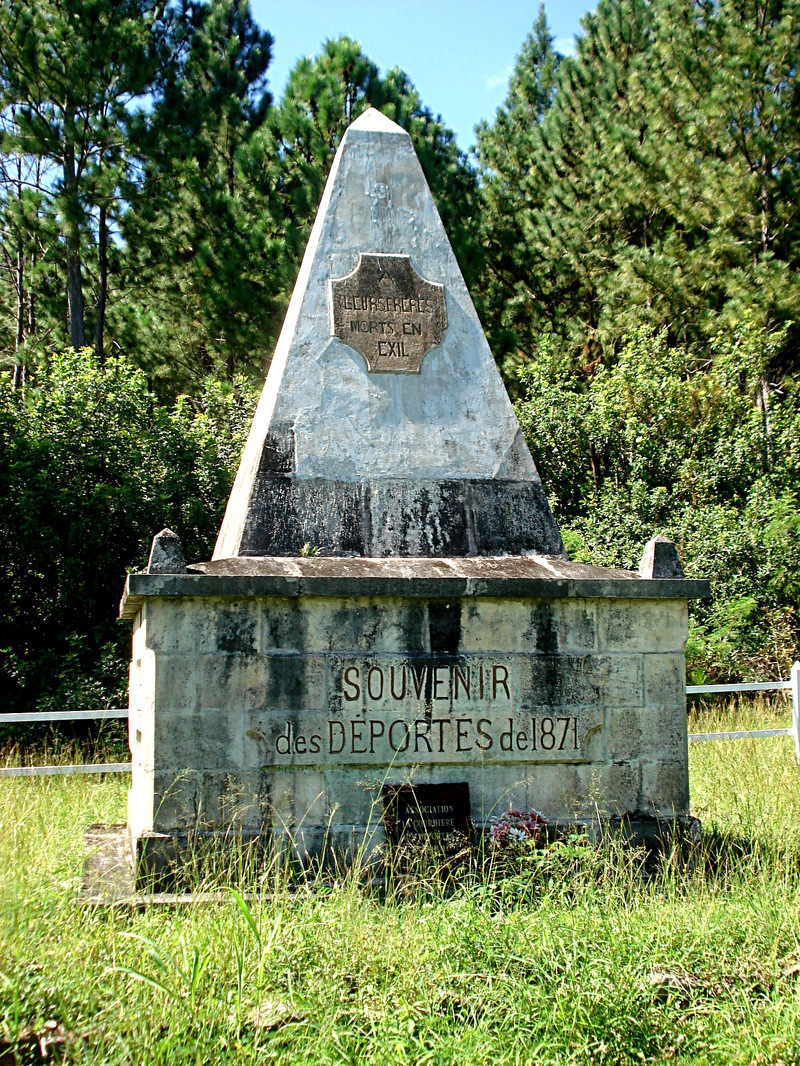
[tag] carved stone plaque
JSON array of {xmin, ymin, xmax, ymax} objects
[{"xmin": 330, "ymin": 253, "xmax": 447, "ymax": 373}]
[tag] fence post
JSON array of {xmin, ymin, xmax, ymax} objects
[{"xmin": 792, "ymin": 661, "xmax": 800, "ymax": 764}]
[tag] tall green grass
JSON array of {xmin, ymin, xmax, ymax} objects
[{"xmin": 0, "ymin": 698, "xmax": 798, "ymax": 1064}]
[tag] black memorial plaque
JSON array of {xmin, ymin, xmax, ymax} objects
[
  {"xmin": 330, "ymin": 253, "xmax": 447, "ymax": 373},
  {"xmin": 382, "ymin": 782, "xmax": 471, "ymax": 859}
]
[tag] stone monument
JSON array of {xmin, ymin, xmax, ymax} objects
[{"xmin": 120, "ymin": 109, "xmax": 708, "ymax": 873}]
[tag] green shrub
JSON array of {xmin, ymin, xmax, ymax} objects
[
  {"xmin": 0, "ymin": 348, "xmax": 257, "ymax": 715},
  {"xmin": 516, "ymin": 323, "xmax": 800, "ymax": 680}
]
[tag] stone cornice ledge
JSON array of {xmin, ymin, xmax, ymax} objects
[{"xmin": 119, "ymin": 556, "xmax": 710, "ymax": 620}]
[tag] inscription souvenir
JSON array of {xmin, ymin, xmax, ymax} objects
[
  {"xmin": 251, "ymin": 656, "xmax": 597, "ymax": 768},
  {"xmin": 329, "ymin": 253, "xmax": 447, "ymax": 372},
  {"xmin": 382, "ymin": 782, "xmax": 471, "ymax": 857}
]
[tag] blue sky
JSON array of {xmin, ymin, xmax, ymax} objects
[{"xmin": 248, "ymin": 1, "xmax": 596, "ymax": 151}]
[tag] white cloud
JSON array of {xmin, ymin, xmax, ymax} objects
[
  {"xmin": 485, "ymin": 65, "xmax": 513, "ymax": 91},
  {"xmin": 554, "ymin": 36, "xmax": 577, "ymax": 58}
]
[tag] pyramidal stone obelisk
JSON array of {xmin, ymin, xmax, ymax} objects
[
  {"xmin": 120, "ymin": 109, "xmax": 707, "ymax": 877},
  {"xmin": 214, "ymin": 108, "xmax": 562, "ymax": 560}
]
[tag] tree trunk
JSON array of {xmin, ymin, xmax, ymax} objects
[
  {"xmin": 15, "ymin": 236, "xmax": 24, "ymax": 350},
  {"xmin": 27, "ymin": 249, "xmax": 35, "ymax": 337},
  {"xmin": 94, "ymin": 203, "xmax": 107, "ymax": 363},
  {"xmin": 758, "ymin": 376, "xmax": 772, "ymax": 471},
  {"xmin": 15, "ymin": 152, "xmax": 24, "ymax": 349},
  {"xmin": 589, "ymin": 440, "xmax": 600, "ymax": 497},
  {"xmin": 13, "ymin": 153, "xmax": 24, "ymax": 387},
  {"xmin": 63, "ymin": 131, "xmax": 85, "ymax": 349}
]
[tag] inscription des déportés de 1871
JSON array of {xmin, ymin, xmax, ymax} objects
[
  {"xmin": 261, "ymin": 658, "xmax": 589, "ymax": 767},
  {"xmin": 329, "ymin": 253, "xmax": 447, "ymax": 373}
]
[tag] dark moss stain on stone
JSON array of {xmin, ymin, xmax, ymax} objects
[
  {"xmin": 361, "ymin": 482, "xmax": 373, "ymax": 553},
  {"xmin": 239, "ymin": 476, "xmax": 562, "ymax": 557},
  {"xmin": 264, "ymin": 599, "xmax": 308, "ymax": 653},
  {"xmin": 526, "ymin": 655, "xmax": 602, "ymax": 707},
  {"xmin": 529, "ymin": 603, "xmax": 558, "ymax": 655},
  {"xmin": 397, "ymin": 601, "xmax": 429, "ymax": 706},
  {"xmin": 328, "ymin": 599, "xmax": 383, "ymax": 653},
  {"xmin": 241, "ymin": 479, "xmax": 367, "ymax": 556},
  {"xmin": 257, "ymin": 421, "xmax": 295, "ymax": 475},
  {"xmin": 469, "ymin": 481, "xmax": 563, "ymax": 556},
  {"xmin": 266, "ymin": 656, "xmax": 309, "ymax": 710},
  {"xmin": 526, "ymin": 603, "xmax": 559, "ymax": 708},
  {"xmin": 327, "ymin": 655, "xmax": 364, "ymax": 716},
  {"xmin": 217, "ymin": 654, "xmax": 237, "ymax": 688},
  {"xmin": 217, "ymin": 605, "xmax": 257, "ymax": 655},
  {"xmin": 404, "ymin": 601, "xmax": 464, "ymax": 712},
  {"xmin": 370, "ymin": 481, "xmax": 471, "ymax": 557},
  {"xmin": 428, "ymin": 601, "xmax": 462, "ymax": 656},
  {"xmin": 400, "ymin": 602, "xmax": 427, "ymax": 657}
]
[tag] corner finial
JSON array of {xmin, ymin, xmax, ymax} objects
[
  {"xmin": 146, "ymin": 528, "xmax": 187, "ymax": 574},
  {"xmin": 639, "ymin": 535, "xmax": 684, "ymax": 579}
]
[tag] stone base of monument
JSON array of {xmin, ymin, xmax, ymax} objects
[{"xmin": 120, "ymin": 554, "xmax": 708, "ymax": 885}]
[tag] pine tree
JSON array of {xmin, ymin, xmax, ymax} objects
[
  {"xmin": 117, "ymin": 0, "xmax": 275, "ymax": 390},
  {"xmin": 0, "ymin": 132, "xmax": 54, "ymax": 377},
  {"xmin": 643, "ymin": 0, "xmax": 800, "ymax": 359},
  {"xmin": 0, "ymin": 0, "xmax": 169, "ymax": 355},
  {"xmin": 476, "ymin": 4, "xmax": 562, "ymax": 377},
  {"xmin": 478, "ymin": 0, "xmax": 800, "ymax": 377}
]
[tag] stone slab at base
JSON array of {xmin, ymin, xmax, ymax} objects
[
  {"xmin": 81, "ymin": 825, "xmax": 262, "ymax": 906},
  {"xmin": 128, "ymin": 814, "xmax": 702, "ymax": 889},
  {"xmin": 120, "ymin": 555, "xmax": 708, "ymax": 882},
  {"xmin": 82, "ymin": 817, "xmax": 701, "ymax": 904}
]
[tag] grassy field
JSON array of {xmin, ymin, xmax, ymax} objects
[{"xmin": 0, "ymin": 699, "xmax": 799, "ymax": 1065}]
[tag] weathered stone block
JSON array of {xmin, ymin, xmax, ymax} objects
[
  {"xmin": 144, "ymin": 599, "xmax": 215, "ymax": 654},
  {"xmin": 642, "ymin": 704, "xmax": 689, "ymax": 763},
  {"xmin": 146, "ymin": 528, "xmax": 187, "ymax": 575},
  {"xmin": 154, "ymin": 710, "xmax": 241, "ymax": 771},
  {"xmin": 639, "ymin": 535, "xmax": 685, "ymax": 580},
  {"xmin": 641, "ymin": 761, "xmax": 690, "ymax": 816},
  {"xmin": 300, "ymin": 598, "xmax": 427, "ymax": 655},
  {"xmin": 459, "ymin": 600, "xmax": 596, "ymax": 655},
  {"xmin": 575, "ymin": 763, "xmax": 641, "ymax": 818},
  {"xmin": 540, "ymin": 600, "xmax": 597, "ymax": 655},
  {"xmin": 643, "ymin": 652, "xmax": 686, "ymax": 708},
  {"xmin": 153, "ymin": 655, "xmax": 198, "ymax": 714},
  {"xmin": 597, "ymin": 601, "xmax": 641, "ymax": 652},
  {"xmin": 261, "ymin": 598, "xmax": 308, "ymax": 653},
  {"xmin": 524, "ymin": 764, "xmax": 583, "ymax": 821},
  {"xmin": 214, "ymin": 601, "xmax": 261, "ymax": 655},
  {"xmin": 197, "ymin": 653, "xmax": 326, "ymax": 713},
  {"xmin": 597, "ymin": 601, "xmax": 687, "ymax": 654},
  {"xmin": 601, "ymin": 655, "xmax": 644, "ymax": 707},
  {"xmin": 369, "ymin": 480, "xmax": 472, "ymax": 556},
  {"xmin": 152, "ymin": 768, "xmax": 202, "ymax": 829},
  {"xmin": 519, "ymin": 655, "xmax": 602, "ymax": 708},
  {"xmin": 267, "ymin": 768, "xmax": 331, "ymax": 828},
  {"xmin": 607, "ymin": 708, "xmax": 642, "ymax": 763}
]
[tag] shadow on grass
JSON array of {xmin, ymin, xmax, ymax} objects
[{"xmin": 690, "ymin": 823, "xmax": 800, "ymax": 885}]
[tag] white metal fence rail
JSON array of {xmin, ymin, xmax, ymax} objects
[
  {"xmin": 1, "ymin": 661, "xmax": 799, "ymax": 777},
  {"xmin": 687, "ymin": 661, "xmax": 800, "ymax": 761},
  {"xmin": 0, "ymin": 709, "xmax": 130, "ymax": 778}
]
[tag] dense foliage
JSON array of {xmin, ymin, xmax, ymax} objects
[
  {"xmin": 0, "ymin": 0, "xmax": 799, "ymax": 709},
  {"xmin": 0, "ymin": 2, "xmax": 479, "ymax": 393},
  {"xmin": 478, "ymin": 0, "xmax": 800, "ymax": 379},
  {"xmin": 516, "ymin": 324, "xmax": 800, "ymax": 679},
  {"xmin": 0, "ymin": 350, "xmax": 256, "ymax": 714}
]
